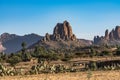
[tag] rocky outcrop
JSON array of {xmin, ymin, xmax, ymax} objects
[
  {"xmin": 0, "ymin": 33, "xmax": 17, "ymax": 42},
  {"xmin": 94, "ymin": 26, "xmax": 120, "ymax": 45},
  {"xmin": 105, "ymin": 29, "xmax": 109, "ymax": 40},
  {"xmin": 43, "ymin": 21, "xmax": 77, "ymax": 41},
  {"xmin": 114, "ymin": 26, "xmax": 120, "ymax": 40},
  {"xmin": 109, "ymin": 29, "xmax": 115, "ymax": 40},
  {"xmin": 29, "ymin": 21, "xmax": 92, "ymax": 50},
  {"xmin": 0, "ymin": 42, "xmax": 5, "ymax": 52}
]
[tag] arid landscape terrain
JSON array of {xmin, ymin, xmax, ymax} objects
[
  {"xmin": 0, "ymin": 70, "xmax": 120, "ymax": 80},
  {"xmin": 0, "ymin": 21, "xmax": 120, "ymax": 80},
  {"xmin": 1, "ymin": 0, "xmax": 120, "ymax": 80}
]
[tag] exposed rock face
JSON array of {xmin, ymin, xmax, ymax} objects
[
  {"xmin": 105, "ymin": 29, "xmax": 109, "ymax": 40},
  {"xmin": 0, "ymin": 33, "xmax": 17, "ymax": 42},
  {"xmin": 114, "ymin": 26, "xmax": 120, "ymax": 40},
  {"xmin": 109, "ymin": 29, "xmax": 115, "ymax": 40},
  {"xmin": 94, "ymin": 26, "xmax": 120, "ymax": 45},
  {"xmin": 43, "ymin": 21, "xmax": 77, "ymax": 41},
  {"xmin": 0, "ymin": 42, "xmax": 5, "ymax": 52}
]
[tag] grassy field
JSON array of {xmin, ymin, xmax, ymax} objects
[{"xmin": 0, "ymin": 70, "xmax": 120, "ymax": 80}]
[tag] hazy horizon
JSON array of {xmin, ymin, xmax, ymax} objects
[{"xmin": 1, "ymin": 0, "xmax": 120, "ymax": 40}]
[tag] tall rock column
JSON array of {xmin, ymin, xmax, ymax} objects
[
  {"xmin": 105, "ymin": 29, "xmax": 109, "ymax": 40},
  {"xmin": 114, "ymin": 26, "xmax": 120, "ymax": 40},
  {"xmin": 53, "ymin": 20, "xmax": 76, "ymax": 41}
]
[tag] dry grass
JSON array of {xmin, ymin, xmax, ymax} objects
[{"xmin": 0, "ymin": 70, "xmax": 120, "ymax": 80}]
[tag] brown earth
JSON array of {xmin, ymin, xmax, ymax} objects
[{"xmin": 0, "ymin": 70, "xmax": 120, "ymax": 80}]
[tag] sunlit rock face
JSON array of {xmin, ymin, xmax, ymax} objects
[
  {"xmin": 94, "ymin": 26, "xmax": 120, "ymax": 45},
  {"xmin": 43, "ymin": 20, "xmax": 77, "ymax": 41},
  {"xmin": 0, "ymin": 42, "xmax": 5, "ymax": 52}
]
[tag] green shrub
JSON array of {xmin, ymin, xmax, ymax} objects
[
  {"xmin": 89, "ymin": 48, "xmax": 96, "ymax": 58},
  {"xmin": 88, "ymin": 61, "xmax": 97, "ymax": 71},
  {"xmin": 100, "ymin": 51, "xmax": 113, "ymax": 56},
  {"xmin": 61, "ymin": 58, "xmax": 70, "ymax": 61},
  {"xmin": 7, "ymin": 56, "xmax": 22, "ymax": 66}
]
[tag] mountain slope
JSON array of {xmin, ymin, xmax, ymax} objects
[{"xmin": 0, "ymin": 33, "xmax": 43, "ymax": 53}]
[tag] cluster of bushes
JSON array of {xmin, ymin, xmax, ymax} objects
[
  {"xmin": 1, "ymin": 42, "xmax": 120, "ymax": 77},
  {"xmin": 2, "ymin": 41, "xmax": 120, "ymax": 66},
  {"xmin": 86, "ymin": 61, "xmax": 120, "ymax": 71},
  {"xmin": 29, "ymin": 61, "xmax": 78, "ymax": 74}
]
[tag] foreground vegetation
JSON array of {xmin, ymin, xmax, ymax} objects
[{"xmin": 0, "ymin": 42, "xmax": 120, "ymax": 78}]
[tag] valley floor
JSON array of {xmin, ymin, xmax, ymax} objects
[{"xmin": 0, "ymin": 70, "xmax": 120, "ymax": 80}]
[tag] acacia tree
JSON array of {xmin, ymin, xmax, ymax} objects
[
  {"xmin": 21, "ymin": 42, "xmax": 31, "ymax": 61},
  {"xmin": 90, "ymin": 48, "xmax": 96, "ymax": 58},
  {"xmin": 7, "ymin": 56, "xmax": 22, "ymax": 67},
  {"xmin": 21, "ymin": 42, "xmax": 27, "ymax": 54}
]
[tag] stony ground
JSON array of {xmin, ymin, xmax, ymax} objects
[{"xmin": 0, "ymin": 70, "xmax": 120, "ymax": 80}]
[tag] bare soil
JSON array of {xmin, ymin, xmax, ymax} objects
[{"xmin": 0, "ymin": 70, "xmax": 120, "ymax": 80}]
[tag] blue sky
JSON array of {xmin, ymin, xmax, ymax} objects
[{"xmin": 1, "ymin": 0, "xmax": 120, "ymax": 40}]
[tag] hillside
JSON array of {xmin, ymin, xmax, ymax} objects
[{"xmin": 0, "ymin": 33, "xmax": 43, "ymax": 53}]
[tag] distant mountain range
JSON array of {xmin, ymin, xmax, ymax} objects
[{"xmin": 0, "ymin": 33, "xmax": 43, "ymax": 53}]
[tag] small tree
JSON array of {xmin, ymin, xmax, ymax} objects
[
  {"xmin": 21, "ymin": 42, "xmax": 27, "ymax": 54},
  {"xmin": 7, "ymin": 56, "xmax": 22, "ymax": 66},
  {"xmin": 21, "ymin": 42, "xmax": 31, "ymax": 61},
  {"xmin": 90, "ymin": 48, "xmax": 96, "ymax": 58},
  {"xmin": 116, "ymin": 46, "xmax": 120, "ymax": 56},
  {"xmin": 23, "ymin": 52, "xmax": 31, "ymax": 62},
  {"xmin": 89, "ymin": 61, "xmax": 97, "ymax": 71},
  {"xmin": 34, "ymin": 46, "xmax": 41, "ymax": 57}
]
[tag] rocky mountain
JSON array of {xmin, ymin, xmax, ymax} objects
[
  {"xmin": 94, "ymin": 26, "xmax": 120, "ymax": 45},
  {"xmin": 30, "ymin": 21, "xmax": 92, "ymax": 50},
  {"xmin": 0, "ymin": 33, "xmax": 43, "ymax": 53},
  {"xmin": 42, "ymin": 20, "xmax": 77, "ymax": 41},
  {"xmin": 0, "ymin": 33, "xmax": 18, "ymax": 43}
]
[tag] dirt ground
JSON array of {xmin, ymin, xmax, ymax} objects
[{"xmin": 0, "ymin": 70, "xmax": 120, "ymax": 80}]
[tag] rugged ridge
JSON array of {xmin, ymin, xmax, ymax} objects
[
  {"xmin": 0, "ymin": 33, "xmax": 43, "ymax": 53},
  {"xmin": 94, "ymin": 26, "xmax": 120, "ymax": 45},
  {"xmin": 0, "ymin": 33, "xmax": 18, "ymax": 42}
]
